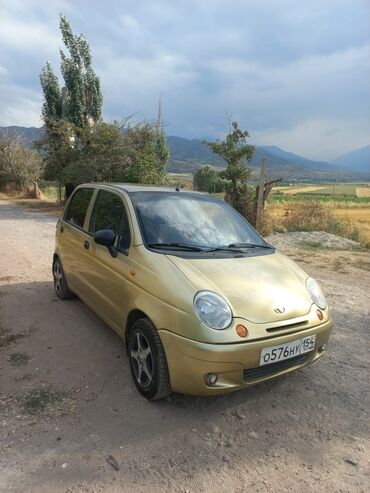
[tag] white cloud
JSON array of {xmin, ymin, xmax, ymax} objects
[
  {"xmin": 0, "ymin": 85, "xmax": 42, "ymax": 127},
  {"xmin": 99, "ymin": 52, "xmax": 196, "ymax": 120},
  {"xmin": 119, "ymin": 15, "xmax": 140, "ymax": 32},
  {"xmin": 0, "ymin": 15, "xmax": 60, "ymax": 54},
  {"xmin": 0, "ymin": 0, "xmax": 369, "ymax": 159}
]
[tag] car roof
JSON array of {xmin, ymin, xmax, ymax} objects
[{"xmin": 81, "ymin": 183, "xmax": 205, "ymax": 194}]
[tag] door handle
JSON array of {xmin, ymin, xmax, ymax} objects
[
  {"xmin": 60, "ymin": 224, "xmax": 64, "ymax": 233},
  {"xmin": 84, "ymin": 240, "xmax": 90, "ymax": 250}
]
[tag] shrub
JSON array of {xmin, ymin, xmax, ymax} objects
[
  {"xmin": 193, "ymin": 165, "xmax": 226, "ymax": 193},
  {"xmin": 282, "ymin": 201, "xmax": 332, "ymax": 231},
  {"xmin": 279, "ymin": 200, "xmax": 368, "ymax": 247}
]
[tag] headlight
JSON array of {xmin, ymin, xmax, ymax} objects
[
  {"xmin": 193, "ymin": 291, "xmax": 232, "ymax": 329},
  {"xmin": 306, "ymin": 278, "xmax": 327, "ymax": 310}
]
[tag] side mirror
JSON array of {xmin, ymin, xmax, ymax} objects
[{"xmin": 94, "ymin": 229, "xmax": 117, "ymax": 257}]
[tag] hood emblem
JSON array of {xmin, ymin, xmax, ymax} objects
[{"xmin": 274, "ymin": 306, "xmax": 285, "ymax": 313}]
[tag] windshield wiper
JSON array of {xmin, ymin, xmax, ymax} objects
[
  {"xmin": 147, "ymin": 242, "xmax": 273, "ymax": 253},
  {"xmin": 147, "ymin": 242, "xmax": 205, "ymax": 252},
  {"xmin": 227, "ymin": 242, "xmax": 273, "ymax": 249},
  {"xmin": 205, "ymin": 246, "xmax": 246, "ymax": 253}
]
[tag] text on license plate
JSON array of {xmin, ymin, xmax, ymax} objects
[{"xmin": 259, "ymin": 335, "xmax": 316, "ymax": 366}]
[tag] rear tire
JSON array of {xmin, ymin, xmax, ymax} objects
[
  {"xmin": 53, "ymin": 257, "xmax": 74, "ymax": 300},
  {"xmin": 128, "ymin": 318, "xmax": 172, "ymax": 400}
]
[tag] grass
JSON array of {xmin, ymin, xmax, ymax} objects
[
  {"xmin": 266, "ymin": 199, "xmax": 370, "ymax": 247},
  {"xmin": 273, "ymin": 182, "xmax": 368, "ymax": 196},
  {"xmin": 39, "ymin": 185, "xmax": 65, "ymax": 201},
  {"xmin": 9, "ymin": 352, "xmax": 31, "ymax": 366},
  {"xmin": 270, "ymin": 182, "xmax": 370, "ymax": 204},
  {"xmin": 356, "ymin": 187, "xmax": 370, "ymax": 198},
  {"xmin": 305, "ymin": 184, "xmax": 357, "ymax": 195},
  {"xmin": 0, "ymin": 328, "xmax": 26, "ymax": 348},
  {"xmin": 23, "ymin": 387, "xmax": 66, "ymax": 415},
  {"xmin": 298, "ymin": 240, "xmax": 324, "ymax": 250},
  {"xmin": 269, "ymin": 193, "xmax": 370, "ymax": 204}
]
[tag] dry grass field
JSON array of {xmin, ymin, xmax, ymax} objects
[
  {"xmin": 273, "ymin": 185, "xmax": 323, "ymax": 194},
  {"xmin": 356, "ymin": 186, "xmax": 370, "ymax": 198},
  {"xmin": 267, "ymin": 182, "xmax": 370, "ymax": 246},
  {"xmin": 266, "ymin": 202, "xmax": 370, "ymax": 245}
]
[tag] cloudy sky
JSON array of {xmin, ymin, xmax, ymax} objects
[{"xmin": 0, "ymin": 0, "xmax": 369, "ymax": 160}]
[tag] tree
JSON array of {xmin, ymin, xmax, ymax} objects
[
  {"xmin": 40, "ymin": 62, "xmax": 63, "ymax": 120},
  {"xmin": 153, "ymin": 99, "xmax": 170, "ymax": 181},
  {"xmin": 40, "ymin": 15, "xmax": 102, "ymax": 126},
  {"xmin": 123, "ymin": 122, "xmax": 169, "ymax": 185},
  {"xmin": 61, "ymin": 120, "xmax": 169, "ymax": 186},
  {"xmin": 39, "ymin": 14, "xmax": 103, "ymax": 199},
  {"xmin": 0, "ymin": 130, "xmax": 42, "ymax": 192},
  {"xmin": 193, "ymin": 165, "xmax": 226, "ymax": 193},
  {"xmin": 204, "ymin": 121, "xmax": 255, "ymax": 221},
  {"xmin": 59, "ymin": 14, "xmax": 102, "ymax": 127},
  {"xmin": 38, "ymin": 118, "xmax": 77, "ymax": 189},
  {"xmin": 64, "ymin": 122, "xmax": 129, "ymax": 183}
]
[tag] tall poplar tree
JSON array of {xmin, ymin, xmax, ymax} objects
[
  {"xmin": 40, "ymin": 14, "xmax": 102, "ymax": 129},
  {"xmin": 39, "ymin": 15, "xmax": 103, "ymax": 199}
]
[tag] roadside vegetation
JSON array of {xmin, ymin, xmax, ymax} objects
[{"xmin": 263, "ymin": 183, "xmax": 370, "ymax": 247}]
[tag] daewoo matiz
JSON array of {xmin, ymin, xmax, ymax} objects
[{"xmin": 53, "ymin": 184, "xmax": 332, "ymax": 399}]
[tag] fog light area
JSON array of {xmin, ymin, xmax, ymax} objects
[{"xmin": 205, "ymin": 373, "xmax": 219, "ymax": 386}]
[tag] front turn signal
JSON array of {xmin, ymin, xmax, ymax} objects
[{"xmin": 236, "ymin": 324, "xmax": 248, "ymax": 338}]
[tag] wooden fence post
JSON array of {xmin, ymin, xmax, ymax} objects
[{"xmin": 256, "ymin": 158, "xmax": 267, "ymax": 231}]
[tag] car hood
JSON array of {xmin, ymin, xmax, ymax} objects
[{"xmin": 167, "ymin": 251, "xmax": 312, "ymax": 324}]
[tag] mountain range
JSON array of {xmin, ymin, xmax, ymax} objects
[
  {"xmin": 1, "ymin": 126, "xmax": 369, "ymax": 181},
  {"xmin": 332, "ymin": 145, "xmax": 370, "ymax": 173}
]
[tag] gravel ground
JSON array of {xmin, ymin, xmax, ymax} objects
[
  {"xmin": 266, "ymin": 231, "xmax": 363, "ymax": 251},
  {"xmin": 0, "ymin": 200, "xmax": 369, "ymax": 493}
]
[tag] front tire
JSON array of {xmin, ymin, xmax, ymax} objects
[
  {"xmin": 53, "ymin": 257, "xmax": 74, "ymax": 299},
  {"xmin": 128, "ymin": 318, "xmax": 172, "ymax": 400}
]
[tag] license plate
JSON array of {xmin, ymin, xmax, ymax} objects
[{"xmin": 259, "ymin": 335, "xmax": 316, "ymax": 366}]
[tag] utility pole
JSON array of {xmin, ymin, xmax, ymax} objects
[{"xmin": 256, "ymin": 158, "xmax": 267, "ymax": 231}]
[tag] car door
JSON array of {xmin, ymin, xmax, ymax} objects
[
  {"xmin": 58, "ymin": 187, "xmax": 95, "ymax": 295},
  {"xmin": 83, "ymin": 189, "xmax": 132, "ymax": 333}
]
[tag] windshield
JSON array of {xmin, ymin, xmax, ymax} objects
[{"xmin": 129, "ymin": 191, "xmax": 266, "ymax": 249}]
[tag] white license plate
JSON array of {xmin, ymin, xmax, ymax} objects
[{"xmin": 260, "ymin": 335, "xmax": 316, "ymax": 366}]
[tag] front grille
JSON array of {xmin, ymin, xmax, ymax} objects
[
  {"xmin": 243, "ymin": 353, "xmax": 311, "ymax": 381},
  {"xmin": 266, "ymin": 320, "xmax": 308, "ymax": 334}
]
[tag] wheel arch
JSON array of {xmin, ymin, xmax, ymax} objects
[{"xmin": 125, "ymin": 309, "xmax": 153, "ymax": 342}]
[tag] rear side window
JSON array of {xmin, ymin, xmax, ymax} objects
[
  {"xmin": 65, "ymin": 188, "xmax": 94, "ymax": 229},
  {"xmin": 90, "ymin": 190, "xmax": 131, "ymax": 251}
]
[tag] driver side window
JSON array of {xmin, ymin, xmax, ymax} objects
[{"xmin": 90, "ymin": 191, "xmax": 131, "ymax": 252}]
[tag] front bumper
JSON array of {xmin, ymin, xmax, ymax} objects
[{"xmin": 159, "ymin": 318, "xmax": 332, "ymax": 395}]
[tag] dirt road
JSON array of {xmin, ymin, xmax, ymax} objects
[{"xmin": 0, "ymin": 200, "xmax": 369, "ymax": 493}]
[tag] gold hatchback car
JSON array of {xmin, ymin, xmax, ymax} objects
[{"xmin": 53, "ymin": 183, "xmax": 332, "ymax": 399}]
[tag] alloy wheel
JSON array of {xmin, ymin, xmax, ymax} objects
[
  {"xmin": 53, "ymin": 260, "xmax": 63, "ymax": 296},
  {"xmin": 130, "ymin": 332, "xmax": 154, "ymax": 388}
]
